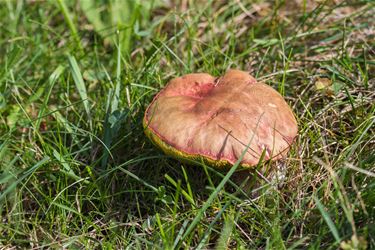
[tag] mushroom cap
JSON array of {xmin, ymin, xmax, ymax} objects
[{"xmin": 144, "ymin": 69, "xmax": 298, "ymax": 169}]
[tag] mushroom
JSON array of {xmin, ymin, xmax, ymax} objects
[{"xmin": 143, "ymin": 69, "xmax": 297, "ymax": 170}]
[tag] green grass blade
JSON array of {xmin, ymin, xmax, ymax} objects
[
  {"xmin": 215, "ymin": 215, "xmax": 235, "ymax": 250},
  {"xmin": 50, "ymin": 201, "xmax": 81, "ymax": 216},
  {"xmin": 56, "ymin": 0, "xmax": 83, "ymax": 52},
  {"xmin": 181, "ymin": 137, "xmax": 256, "ymax": 242},
  {"xmin": 101, "ymin": 37, "xmax": 123, "ymax": 168},
  {"xmin": 117, "ymin": 166, "xmax": 158, "ymax": 192},
  {"xmin": 180, "ymin": 158, "xmax": 240, "ymax": 241},
  {"xmin": 0, "ymin": 157, "xmax": 50, "ymax": 202},
  {"xmin": 195, "ymin": 202, "xmax": 230, "ymax": 250},
  {"xmin": 68, "ymin": 55, "xmax": 91, "ymax": 124},
  {"xmin": 111, "ymin": 40, "xmax": 122, "ymax": 112},
  {"xmin": 79, "ymin": 0, "xmax": 105, "ymax": 33},
  {"xmin": 52, "ymin": 149, "xmax": 89, "ymax": 184},
  {"xmin": 180, "ymin": 114, "xmax": 263, "ymax": 241},
  {"xmin": 313, "ymin": 196, "xmax": 341, "ymax": 244},
  {"xmin": 165, "ymin": 174, "xmax": 195, "ymax": 207},
  {"xmin": 35, "ymin": 65, "xmax": 64, "ymax": 131},
  {"xmin": 0, "ymin": 46, "xmax": 22, "ymax": 84}
]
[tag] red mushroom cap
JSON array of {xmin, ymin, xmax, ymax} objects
[{"xmin": 144, "ymin": 69, "xmax": 298, "ymax": 168}]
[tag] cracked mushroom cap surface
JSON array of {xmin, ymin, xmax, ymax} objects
[{"xmin": 144, "ymin": 69, "xmax": 298, "ymax": 168}]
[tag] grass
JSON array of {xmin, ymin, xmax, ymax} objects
[{"xmin": 0, "ymin": 0, "xmax": 374, "ymax": 249}]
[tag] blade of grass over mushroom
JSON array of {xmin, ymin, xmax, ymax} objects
[{"xmin": 68, "ymin": 55, "xmax": 92, "ymax": 128}]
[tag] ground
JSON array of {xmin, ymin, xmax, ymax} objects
[{"xmin": 0, "ymin": 0, "xmax": 374, "ymax": 249}]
